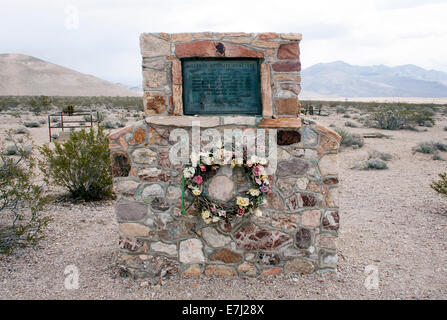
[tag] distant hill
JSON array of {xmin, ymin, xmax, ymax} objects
[
  {"xmin": 0, "ymin": 54, "xmax": 141, "ymax": 97},
  {"xmin": 301, "ymin": 61, "xmax": 447, "ymax": 98}
]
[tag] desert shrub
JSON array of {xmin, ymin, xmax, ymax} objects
[
  {"xmin": 343, "ymin": 113, "xmax": 351, "ymax": 118},
  {"xmin": 336, "ymin": 106, "xmax": 346, "ymax": 114},
  {"xmin": 366, "ymin": 158, "xmax": 388, "ymax": 170},
  {"xmin": 431, "ymin": 170, "xmax": 447, "ymax": 194},
  {"xmin": 24, "ymin": 121, "xmax": 40, "ymax": 128},
  {"xmin": 368, "ymin": 149, "xmax": 392, "ymax": 161},
  {"xmin": 345, "ymin": 121, "xmax": 358, "ymax": 128},
  {"xmin": 0, "ymin": 133, "xmax": 49, "ymax": 254},
  {"xmin": 13, "ymin": 127, "xmax": 29, "ymax": 134},
  {"xmin": 433, "ymin": 153, "xmax": 444, "ymax": 161},
  {"xmin": 334, "ymin": 127, "xmax": 364, "ymax": 148},
  {"xmin": 39, "ymin": 126, "xmax": 113, "ymax": 201},
  {"xmin": 38, "ymin": 119, "xmax": 46, "ymax": 125},
  {"xmin": 415, "ymin": 142, "xmax": 447, "ymax": 154},
  {"xmin": 368, "ymin": 105, "xmax": 434, "ymax": 130}
]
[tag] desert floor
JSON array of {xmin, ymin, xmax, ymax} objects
[{"xmin": 0, "ymin": 111, "xmax": 446, "ymax": 300}]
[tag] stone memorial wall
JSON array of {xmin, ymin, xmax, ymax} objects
[{"xmin": 109, "ymin": 32, "xmax": 341, "ymax": 279}]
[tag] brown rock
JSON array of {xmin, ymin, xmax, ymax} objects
[
  {"xmin": 111, "ymin": 152, "xmax": 131, "ymax": 177},
  {"xmin": 258, "ymin": 118, "xmax": 302, "ymax": 128},
  {"xmin": 284, "ymin": 258, "xmax": 314, "ymax": 274},
  {"xmin": 274, "ymin": 73, "xmax": 301, "ymax": 82},
  {"xmin": 276, "ymin": 98, "xmax": 300, "ymax": 115},
  {"xmin": 280, "ymin": 83, "xmax": 301, "ymax": 95},
  {"xmin": 128, "ymin": 128, "xmax": 146, "ymax": 145},
  {"xmin": 320, "ymin": 134, "xmax": 339, "ymax": 151},
  {"xmin": 204, "ymin": 265, "xmax": 236, "ymax": 277},
  {"xmin": 175, "ymin": 41, "xmax": 264, "ymax": 58},
  {"xmin": 143, "ymin": 70, "xmax": 167, "ymax": 89},
  {"xmin": 140, "ymin": 34, "xmax": 170, "ymax": 57},
  {"xmin": 280, "ymin": 33, "xmax": 302, "ymax": 41},
  {"xmin": 266, "ymin": 191, "xmax": 284, "ymax": 210},
  {"xmin": 314, "ymin": 123, "xmax": 341, "ymax": 142},
  {"xmin": 237, "ymin": 262, "xmax": 257, "ymax": 276},
  {"xmin": 119, "ymin": 223, "xmax": 150, "ymax": 237},
  {"xmin": 172, "ymin": 33, "xmax": 192, "ymax": 42},
  {"xmin": 158, "ymin": 152, "xmax": 171, "ymax": 168},
  {"xmin": 183, "ymin": 264, "xmax": 202, "ymax": 277},
  {"xmin": 301, "ymin": 193, "xmax": 317, "ymax": 207},
  {"xmin": 277, "ymin": 158, "xmax": 309, "ymax": 177},
  {"xmin": 115, "ymin": 202, "xmax": 147, "ymax": 221},
  {"xmin": 272, "ymin": 61, "xmax": 301, "ymax": 72},
  {"xmin": 144, "ymin": 92, "xmax": 167, "ymax": 115},
  {"xmin": 317, "ymin": 234, "xmax": 337, "ymax": 249},
  {"xmin": 209, "ymin": 249, "xmax": 242, "ymax": 263},
  {"xmin": 277, "ymin": 130, "xmax": 301, "ymax": 146},
  {"xmin": 172, "ymin": 59, "xmax": 182, "ymax": 85},
  {"xmin": 172, "ymin": 84, "xmax": 183, "ymax": 115},
  {"xmin": 260, "ymin": 64, "xmax": 273, "ymax": 118},
  {"xmin": 109, "ymin": 126, "xmax": 132, "ymax": 140},
  {"xmin": 322, "ymin": 211, "xmax": 339, "ymax": 230},
  {"xmin": 277, "ymin": 43, "xmax": 299, "ymax": 59}
]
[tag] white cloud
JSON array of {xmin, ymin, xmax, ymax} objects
[{"xmin": 0, "ymin": 0, "xmax": 446, "ymax": 86}]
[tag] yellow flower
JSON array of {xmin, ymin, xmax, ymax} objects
[
  {"xmin": 192, "ymin": 188, "xmax": 201, "ymax": 196},
  {"xmin": 260, "ymin": 174, "xmax": 267, "ymax": 181},
  {"xmin": 254, "ymin": 208, "xmax": 262, "ymax": 217},
  {"xmin": 204, "ymin": 218, "xmax": 212, "ymax": 224},
  {"xmin": 201, "ymin": 210, "xmax": 210, "ymax": 220},
  {"xmin": 230, "ymin": 159, "xmax": 237, "ymax": 168},
  {"xmin": 236, "ymin": 158, "xmax": 243, "ymax": 166},
  {"xmin": 236, "ymin": 197, "xmax": 250, "ymax": 207}
]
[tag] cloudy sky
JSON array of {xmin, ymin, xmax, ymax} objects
[{"xmin": 1, "ymin": 0, "xmax": 446, "ymax": 86}]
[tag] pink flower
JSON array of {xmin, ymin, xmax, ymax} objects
[
  {"xmin": 253, "ymin": 165, "xmax": 264, "ymax": 176},
  {"xmin": 200, "ymin": 165, "xmax": 206, "ymax": 172},
  {"xmin": 211, "ymin": 206, "xmax": 216, "ymax": 212},
  {"xmin": 194, "ymin": 175, "xmax": 203, "ymax": 185},
  {"xmin": 238, "ymin": 208, "xmax": 245, "ymax": 215},
  {"xmin": 255, "ymin": 178, "xmax": 262, "ymax": 185}
]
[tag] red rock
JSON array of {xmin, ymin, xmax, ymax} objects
[
  {"xmin": 144, "ymin": 92, "xmax": 167, "ymax": 115},
  {"xmin": 259, "ymin": 32, "xmax": 278, "ymax": 40},
  {"xmin": 277, "ymin": 43, "xmax": 299, "ymax": 59},
  {"xmin": 235, "ymin": 224, "xmax": 291, "ymax": 251},
  {"xmin": 204, "ymin": 265, "xmax": 236, "ymax": 277},
  {"xmin": 175, "ymin": 41, "xmax": 264, "ymax": 58},
  {"xmin": 272, "ymin": 61, "xmax": 301, "ymax": 72},
  {"xmin": 261, "ymin": 267, "xmax": 282, "ymax": 276}
]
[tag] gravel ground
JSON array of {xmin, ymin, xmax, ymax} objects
[{"xmin": 0, "ymin": 112, "xmax": 446, "ymax": 300}]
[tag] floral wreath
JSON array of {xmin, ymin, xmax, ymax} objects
[{"xmin": 181, "ymin": 143, "xmax": 271, "ymax": 224}]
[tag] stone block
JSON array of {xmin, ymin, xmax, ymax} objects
[{"xmin": 179, "ymin": 239, "xmax": 205, "ymax": 264}]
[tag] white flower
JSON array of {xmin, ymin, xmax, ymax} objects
[
  {"xmin": 212, "ymin": 216, "xmax": 220, "ymax": 223},
  {"xmin": 236, "ymin": 197, "xmax": 250, "ymax": 207},
  {"xmin": 190, "ymin": 152, "xmax": 200, "ymax": 167},
  {"xmin": 259, "ymin": 157, "xmax": 267, "ymax": 165},
  {"xmin": 250, "ymin": 155, "xmax": 259, "ymax": 164},
  {"xmin": 248, "ymin": 188, "xmax": 260, "ymax": 196},
  {"xmin": 192, "ymin": 188, "xmax": 201, "ymax": 196},
  {"xmin": 183, "ymin": 167, "xmax": 195, "ymax": 179},
  {"xmin": 254, "ymin": 208, "xmax": 262, "ymax": 217}
]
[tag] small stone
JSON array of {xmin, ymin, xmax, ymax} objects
[
  {"xmin": 237, "ymin": 262, "xmax": 257, "ymax": 276},
  {"xmin": 142, "ymin": 184, "xmax": 165, "ymax": 198},
  {"xmin": 235, "ymin": 224, "xmax": 291, "ymax": 251},
  {"xmin": 143, "ymin": 70, "xmax": 168, "ymax": 89},
  {"xmin": 272, "ymin": 61, "xmax": 301, "ymax": 72},
  {"xmin": 140, "ymin": 33, "xmax": 171, "ymax": 57},
  {"xmin": 277, "ymin": 42, "xmax": 299, "ymax": 59},
  {"xmin": 320, "ymin": 135, "xmax": 339, "ymax": 151},
  {"xmin": 119, "ymin": 223, "xmax": 150, "ymax": 237},
  {"xmin": 266, "ymin": 192, "xmax": 284, "ymax": 210},
  {"xmin": 322, "ymin": 211, "xmax": 340, "ymax": 231},
  {"xmin": 317, "ymin": 234, "xmax": 337, "ymax": 250},
  {"xmin": 166, "ymin": 186, "xmax": 182, "ymax": 201},
  {"xmin": 144, "ymin": 92, "xmax": 167, "ymax": 115},
  {"xmin": 209, "ymin": 249, "xmax": 242, "ymax": 263},
  {"xmin": 286, "ymin": 193, "xmax": 303, "ymax": 211},
  {"xmin": 276, "ymin": 98, "xmax": 300, "ymax": 115},
  {"xmin": 208, "ymin": 175, "xmax": 234, "ymax": 202},
  {"xmin": 296, "ymin": 228, "xmax": 312, "ymax": 249},
  {"xmin": 204, "ymin": 265, "xmax": 236, "ymax": 277},
  {"xmin": 172, "ymin": 33, "xmax": 193, "ymax": 42},
  {"xmin": 301, "ymin": 193, "xmax": 317, "ymax": 207},
  {"xmin": 302, "ymin": 128, "xmax": 318, "ymax": 146},
  {"xmin": 251, "ymin": 40, "xmax": 280, "ymax": 48},
  {"xmin": 259, "ymin": 32, "xmax": 278, "ymax": 39},
  {"xmin": 277, "ymin": 130, "xmax": 301, "ymax": 145},
  {"xmin": 325, "ymin": 188, "xmax": 340, "ymax": 208},
  {"xmin": 301, "ymin": 210, "xmax": 321, "ymax": 227},
  {"xmin": 277, "ymin": 159, "xmax": 309, "ymax": 177},
  {"xmin": 179, "ymin": 239, "xmax": 205, "ymax": 264},
  {"xmin": 183, "ymin": 264, "xmax": 202, "ymax": 277},
  {"xmin": 284, "ymin": 258, "xmax": 314, "ymax": 274},
  {"xmin": 319, "ymin": 154, "xmax": 338, "ymax": 176},
  {"xmin": 129, "ymin": 128, "xmax": 146, "ymax": 145},
  {"xmin": 158, "ymin": 152, "xmax": 171, "ymax": 168},
  {"xmin": 273, "ymin": 73, "xmax": 301, "ymax": 82},
  {"xmin": 321, "ymin": 253, "xmax": 338, "ymax": 267},
  {"xmin": 114, "ymin": 180, "xmax": 139, "ymax": 196},
  {"xmin": 115, "ymin": 202, "xmax": 147, "ymax": 221},
  {"xmin": 323, "ymin": 177, "xmax": 338, "ymax": 185},
  {"xmin": 132, "ymin": 148, "xmax": 157, "ymax": 164},
  {"xmin": 280, "ymin": 33, "xmax": 302, "ymax": 40},
  {"xmin": 296, "ymin": 177, "xmax": 309, "ymax": 190},
  {"xmin": 258, "ymin": 253, "xmax": 280, "ymax": 265},
  {"xmin": 261, "ymin": 267, "xmax": 282, "ymax": 276},
  {"xmin": 142, "ymin": 57, "xmax": 165, "ymax": 70},
  {"xmin": 150, "ymin": 242, "xmax": 177, "ymax": 256},
  {"xmin": 276, "ymin": 177, "xmax": 296, "ymax": 197},
  {"xmin": 202, "ymin": 227, "xmax": 232, "ymax": 248}
]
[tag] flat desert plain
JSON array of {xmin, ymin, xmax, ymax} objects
[{"xmin": 0, "ymin": 107, "xmax": 446, "ymax": 300}]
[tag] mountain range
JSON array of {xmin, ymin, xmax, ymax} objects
[
  {"xmin": 0, "ymin": 54, "xmax": 140, "ymax": 96},
  {"xmin": 301, "ymin": 61, "xmax": 447, "ymax": 98}
]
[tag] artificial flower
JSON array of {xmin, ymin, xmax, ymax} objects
[
  {"xmin": 201, "ymin": 210, "xmax": 210, "ymax": 220},
  {"xmin": 254, "ymin": 208, "xmax": 263, "ymax": 217},
  {"xmin": 193, "ymin": 175, "xmax": 203, "ymax": 185},
  {"xmin": 238, "ymin": 208, "xmax": 245, "ymax": 215},
  {"xmin": 260, "ymin": 185, "xmax": 270, "ymax": 193},
  {"xmin": 253, "ymin": 165, "xmax": 264, "ymax": 176},
  {"xmin": 192, "ymin": 188, "xmax": 201, "ymax": 196},
  {"xmin": 200, "ymin": 165, "xmax": 206, "ymax": 172},
  {"xmin": 236, "ymin": 197, "xmax": 250, "ymax": 207},
  {"xmin": 248, "ymin": 188, "xmax": 260, "ymax": 196}
]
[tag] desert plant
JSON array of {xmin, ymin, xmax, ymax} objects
[
  {"xmin": 334, "ymin": 127, "xmax": 364, "ymax": 148},
  {"xmin": 39, "ymin": 126, "xmax": 114, "ymax": 201},
  {"xmin": 368, "ymin": 149, "xmax": 392, "ymax": 161},
  {"xmin": 366, "ymin": 158, "xmax": 388, "ymax": 170},
  {"xmin": 0, "ymin": 132, "xmax": 49, "ymax": 254},
  {"xmin": 415, "ymin": 142, "xmax": 447, "ymax": 154},
  {"xmin": 13, "ymin": 127, "xmax": 29, "ymax": 134},
  {"xmin": 23, "ymin": 121, "xmax": 40, "ymax": 128},
  {"xmin": 431, "ymin": 170, "xmax": 447, "ymax": 194},
  {"xmin": 345, "ymin": 121, "xmax": 359, "ymax": 128}
]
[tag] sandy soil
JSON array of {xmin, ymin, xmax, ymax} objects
[{"xmin": 0, "ymin": 111, "xmax": 446, "ymax": 300}]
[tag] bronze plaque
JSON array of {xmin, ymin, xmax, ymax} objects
[{"xmin": 182, "ymin": 59, "xmax": 261, "ymax": 115}]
